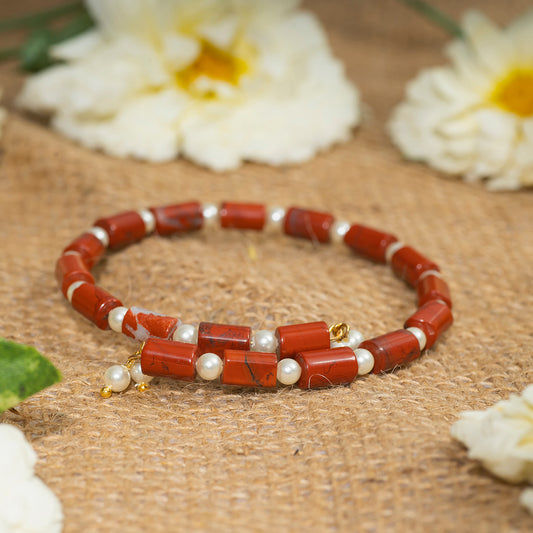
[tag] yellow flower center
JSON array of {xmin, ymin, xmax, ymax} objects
[
  {"xmin": 490, "ymin": 69, "xmax": 533, "ymax": 117},
  {"xmin": 177, "ymin": 40, "xmax": 247, "ymax": 92}
]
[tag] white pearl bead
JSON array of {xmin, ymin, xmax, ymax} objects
[
  {"xmin": 251, "ymin": 330, "xmax": 277, "ymax": 353},
  {"xmin": 330, "ymin": 220, "xmax": 350, "ymax": 244},
  {"xmin": 277, "ymin": 358, "xmax": 302, "ymax": 385},
  {"xmin": 130, "ymin": 361, "xmax": 154, "ymax": 384},
  {"xmin": 202, "ymin": 203, "xmax": 219, "ymax": 227},
  {"xmin": 196, "ymin": 352, "xmax": 223, "ymax": 380},
  {"xmin": 66, "ymin": 280, "xmax": 85, "ymax": 303},
  {"xmin": 406, "ymin": 326, "xmax": 427, "ymax": 350},
  {"xmin": 137, "ymin": 209, "xmax": 155, "ymax": 234},
  {"xmin": 173, "ymin": 324, "xmax": 198, "ymax": 344},
  {"xmin": 354, "ymin": 349, "xmax": 374, "ymax": 375},
  {"xmin": 103, "ymin": 365, "xmax": 131, "ymax": 392},
  {"xmin": 418, "ymin": 269, "xmax": 443, "ymax": 281},
  {"xmin": 331, "ymin": 328, "xmax": 364, "ymax": 350},
  {"xmin": 265, "ymin": 206, "xmax": 286, "ymax": 231},
  {"xmin": 108, "ymin": 306, "xmax": 128, "ymax": 333},
  {"xmin": 385, "ymin": 241, "xmax": 404, "ymax": 264},
  {"xmin": 89, "ymin": 226, "xmax": 110, "ymax": 248}
]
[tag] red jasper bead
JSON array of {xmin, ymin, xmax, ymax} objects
[
  {"xmin": 416, "ymin": 274, "xmax": 452, "ymax": 309},
  {"xmin": 390, "ymin": 246, "xmax": 440, "ymax": 287},
  {"xmin": 343, "ymin": 224, "xmax": 398, "ymax": 263},
  {"xmin": 70, "ymin": 283, "xmax": 122, "ymax": 330},
  {"xmin": 295, "ymin": 347, "xmax": 358, "ymax": 389},
  {"xmin": 122, "ymin": 306, "xmax": 180, "ymax": 341},
  {"xmin": 94, "ymin": 211, "xmax": 146, "ymax": 249},
  {"xmin": 276, "ymin": 321, "xmax": 330, "ymax": 359},
  {"xmin": 284, "ymin": 207, "xmax": 334, "ymax": 243},
  {"xmin": 404, "ymin": 300, "xmax": 453, "ymax": 350},
  {"xmin": 55, "ymin": 252, "xmax": 95, "ymax": 298},
  {"xmin": 197, "ymin": 322, "xmax": 251, "ymax": 357},
  {"xmin": 140, "ymin": 338, "xmax": 197, "ymax": 381},
  {"xmin": 359, "ymin": 329, "xmax": 421, "ymax": 374},
  {"xmin": 221, "ymin": 350, "xmax": 277, "ymax": 388},
  {"xmin": 220, "ymin": 202, "xmax": 266, "ymax": 230},
  {"xmin": 63, "ymin": 232, "xmax": 105, "ymax": 269},
  {"xmin": 149, "ymin": 202, "xmax": 203, "ymax": 236}
]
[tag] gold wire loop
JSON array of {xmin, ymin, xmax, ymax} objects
[
  {"xmin": 124, "ymin": 341, "xmax": 146, "ymax": 368},
  {"xmin": 329, "ymin": 322, "xmax": 350, "ymax": 343}
]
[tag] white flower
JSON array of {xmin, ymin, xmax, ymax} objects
[
  {"xmin": 17, "ymin": 0, "xmax": 359, "ymax": 171},
  {"xmin": 389, "ymin": 9, "xmax": 533, "ymax": 191},
  {"xmin": 451, "ymin": 385, "xmax": 533, "ymax": 514},
  {"xmin": 0, "ymin": 424, "xmax": 63, "ymax": 533}
]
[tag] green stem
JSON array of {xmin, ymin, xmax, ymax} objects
[
  {"xmin": 0, "ymin": 1, "xmax": 85, "ymax": 32},
  {"xmin": 399, "ymin": 0, "xmax": 464, "ymax": 38},
  {"xmin": 0, "ymin": 46, "xmax": 19, "ymax": 60}
]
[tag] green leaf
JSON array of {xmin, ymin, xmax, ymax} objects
[{"xmin": 0, "ymin": 338, "xmax": 62, "ymax": 413}]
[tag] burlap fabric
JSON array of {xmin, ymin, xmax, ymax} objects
[{"xmin": 1, "ymin": 1, "xmax": 532, "ymax": 531}]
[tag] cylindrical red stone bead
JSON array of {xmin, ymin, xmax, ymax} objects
[
  {"xmin": 63, "ymin": 232, "xmax": 105, "ymax": 269},
  {"xmin": 70, "ymin": 283, "xmax": 122, "ymax": 330},
  {"xmin": 276, "ymin": 321, "xmax": 330, "ymax": 359},
  {"xmin": 359, "ymin": 330, "xmax": 421, "ymax": 374},
  {"xmin": 122, "ymin": 307, "xmax": 180, "ymax": 341},
  {"xmin": 140, "ymin": 338, "xmax": 197, "ymax": 381},
  {"xmin": 94, "ymin": 211, "xmax": 146, "ymax": 249},
  {"xmin": 343, "ymin": 224, "xmax": 398, "ymax": 263},
  {"xmin": 221, "ymin": 350, "xmax": 277, "ymax": 388},
  {"xmin": 197, "ymin": 322, "xmax": 251, "ymax": 357},
  {"xmin": 219, "ymin": 202, "xmax": 266, "ymax": 230},
  {"xmin": 294, "ymin": 347, "xmax": 358, "ymax": 389},
  {"xmin": 149, "ymin": 202, "xmax": 203, "ymax": 236},
  {"xmin": 284, "ymin": 207, "xmax": 334, "ymax": 243},
  {"xmin": 55, "ymin": 252, "xmax": 95, "ymax": 298},
  {"xmin": 390, "ymin": 246, "xmax": 440, "ymax": 287},
  {"xmin": 416, "ymin": 274, "xmax": 452, "ymax": 309},
  {"xmin": 404, "ymin": 300, "xmax": 453, "ymax": 350}
]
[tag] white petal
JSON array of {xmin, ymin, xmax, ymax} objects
[
  {"xmin": 49, "ymin": 29, "xmax": 102, "ymax": 60},
  {"xmin": 53, "ymin": 90, "xmax": 186, "ymax": 162},
  {"xmin": 0, "ymin": 424, "xmax": 36, "ymax": 482}
]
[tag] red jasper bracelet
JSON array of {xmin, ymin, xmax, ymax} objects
[{"xmin": 55, "ymin": 202, "xmax": 453, "ymax": 397}]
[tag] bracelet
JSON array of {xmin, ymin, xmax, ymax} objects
[{"xmin": 55, "ymin": 202, "xmax": 453, "ymax": 397}]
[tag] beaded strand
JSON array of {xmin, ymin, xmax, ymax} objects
[{"xmin": 55, "ymin": 202, "xmax": 453, "ymax": 396}]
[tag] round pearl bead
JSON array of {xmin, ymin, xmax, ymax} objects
[
  {"xmin": 202, "ymin": 203, "xmax": 219, "ymax": 227},
  {"xmin": 103, "ymin": 365, "xmax": 131, "ymax": 392},
  {"xmin": 108, "ymin": 306, "xmax": 128, "ymax": 333},
  {"xmin": 277, "ymin": 358, "xmax": 302, "ymax": 385},
  {"xmin": 130, "ymin": 361, "xmax": 154, "ymax": 384},
  {"xmin": 265, "ymin": 206, "xmax": 286, "ymax": 231},
  {"xmin": 173, "ymin": 324, "xmax": 198, "ymax": 344},
  {"xmin": 406, "ymin": 326, "xmax": 427, "ymax": 350},
  {"xmin": 385, "ymin": 241, "xmax": 404, "ymax": 264},
  {"xmin": 331, "ymin": 328, "xmax": 364, "ymax": 350},
  {"xmin": 330, "ymin": 220, "xmax": 350, "ymax": 244},
  {"xmin": 196, "ymin": 352, "xmax": 223, "ymax": 380},
  {"xmin": 251, "ymin": 330, "xmax": 277, "ymax": 353},
  {"xmin": 89, "ymin": 226, "xmax": 110, "ymax": 248},
  {"xmin": 66, "ymin": 280, "xmax": 85, "ymax": 303},
  {"xmin": 354, "ymin": 349, "xmax": 374, "ymax": 375},
  {"xmin": 138, "ymin": 209, "xmax": 156, "ymax": 234}
]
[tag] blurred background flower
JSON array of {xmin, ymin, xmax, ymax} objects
[
  {"xmin": 15, "ymin": 0, "xmax": 359, "ymax": 171},
  {"xmin": 389, "ymin": 9, "xmax": 533, "ymax": 191},
  {"xmin": 451, "ymin": 385, "xmax": 533, "ymax": 514}
]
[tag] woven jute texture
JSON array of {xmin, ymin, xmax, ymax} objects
[{"xmin": 1, "ymin": 1, "xmax": 532, "ymax": 532}]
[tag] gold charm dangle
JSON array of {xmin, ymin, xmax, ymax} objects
[{"xmin": 100, "ymin": 342, "xmax": 152, "ymax": 398}]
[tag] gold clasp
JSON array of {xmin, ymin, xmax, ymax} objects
[{"xmin": 329, "ymin": 322, "xmax": 350, "ymax": 343}]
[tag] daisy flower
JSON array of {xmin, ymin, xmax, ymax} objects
[
  {"xmin": 16, "ymin": 0, "xmax": 359, "ymax": 171},
  {"xmin": 389, "ymin": 9, "xmax": 533, "ymax": 190},
  {"xmin": 451, "ymin": 385, "xmax": 533, "ymax": 514}
]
